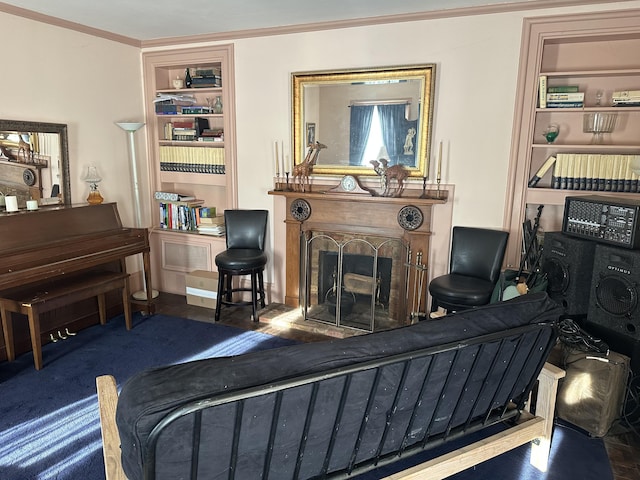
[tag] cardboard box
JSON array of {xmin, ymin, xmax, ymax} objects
[{"xmin": 185, "ymin": 270, "xmax": 218, "ymax": 309}]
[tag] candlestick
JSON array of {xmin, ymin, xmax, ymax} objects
[
  {"xmin": 274, "ymin": 141, "xmax": 280, "ymax": 177},
  {"xmin": 436, "ymin": 141, "xmax": 442, "ymax": 182},
  {"xmin": 419, "ymin": 176, "xmax": 428, "ymax": 198}
]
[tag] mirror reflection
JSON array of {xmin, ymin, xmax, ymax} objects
[
  {"xmin": 0, "ymin": 120, "xmax": 70, "ymax": 208},
  {"xmin": 293, "ymin": 64, "xmax": 436, "ymax": 177}
]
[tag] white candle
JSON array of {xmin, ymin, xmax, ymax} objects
[
  {"xmin": 26, "ymin": 200, "xmax": 39, "ymax": 211},
  {"xmin": 286, "ymin": 154, "xmax": 291, "ymax": 173},
  {"xmin": 274, "ymin": 141, "xmax": 280, "ymax": 176},
  {"xmin": 436, "ymin": 141, "xmax": 443, "ymax": 181},
  {"xmin": 5, "ymin": 195, "xmax": 18, "ymax": 212}
]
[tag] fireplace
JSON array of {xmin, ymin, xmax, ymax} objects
[
  {"xmin": 269, "ymin": 186, "xmax": 448, "ymax": 332},
  {"xmin": 303, "ymin": 231, "xmax": 407, "ymax": 331}
]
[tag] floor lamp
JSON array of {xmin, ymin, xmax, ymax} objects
[{"xmin": 116, "ymin": 121, "xmax": 159, "ymax": 301}]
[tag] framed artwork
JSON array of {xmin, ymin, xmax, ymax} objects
[{"xmin": 306, "ymin": 122, "xmax": 316, "ymax": 146}]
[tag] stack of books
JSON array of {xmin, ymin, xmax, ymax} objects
[
  {"xmin": 197, "ymin": 213, "xmax": 225, "ymax": 236},
  {"xmin": 613, "ymin": 90, "xmax": 640, "ymax": 107},
  {"xmin": 198, "ymin": 129, "xmax": 224, "ymax": 142},
  {"xmin": 154, "ymin": 94, "xmax": 197, "ymax": 114},
  {"xmin": 538, "ymin": 77, "xmax": 584, "ymax": 108},
  {"xmin": 189, "ymin": 67, "xmax": 222, "ymax": 88},
  {"xmin": 547, "ymin": 87, "xmax": 584, "ymax": 108}
]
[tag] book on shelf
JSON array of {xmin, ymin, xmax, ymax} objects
[
  {"xmin": 527, "ymin": 155, "xmax": 556, "ymax": 187},
  {"xmin": 197, "ymin": 206, "xmax": 217, "ymax": 218},
  {"xmin": 612, "ymin": 90, "xmax": 640, "ymax": 106},
  {"xmin": 546, "ymin": 101, "xmax": 584, "ymax": 108},
  {"xmin": 552, "ymin": 155, "xmax": 562, "ymax": 189},
  {"xmin": 612, "ymin": 90, "xmax": 640, "ymax": 100},
  {"xmin": 538, "ymin": 75, "xmax": 547, "ymax": 108},
  {"xmin": 546, "ymin": 154, "xmax": 640, "ymax": 193},
  {"xmin": 546, "ymin": 92, "xmax": 584, "ymax": 102},
  {"xmin": 547, "ymin": 85, "xmax": 580, "ymax": 93},
  {"xmin": 197, "ymin": 225, "xmax": 226, "ymax": 236},
  {"xmin": 154, "ymin": 191, "xmax": 196, "ymax": 202}
]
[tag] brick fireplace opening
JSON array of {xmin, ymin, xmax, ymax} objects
[{"xmin": 303, "ymin": 231, "xmax": 407, "ymax": 332}]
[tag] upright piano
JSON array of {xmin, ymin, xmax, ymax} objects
[{"xmin": 0, "ymin": 203, "xmax": 152, "ymax": 360}]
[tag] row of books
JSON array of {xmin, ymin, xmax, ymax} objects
[
  {"xmin": 158, "ymin": 200, "xmax": 204, "ymax": 231},
  {"xmin": 528, "ymin": 153, "xmax": 640, "ymax": 192},
  {"xmin": 159, "ymin": 145, "xmax": 225, "ymax": 174},
  {"xmin": 538, "ymin": 77, "xmax": 584, "ymax": 108},
  {"xmin": 158, "ymin": 202, "xmax": 224, "ymax": 233}
]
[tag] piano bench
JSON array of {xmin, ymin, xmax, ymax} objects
[{"xmin": 0, "ymin": 271, "xmax": 131, "ymax": 370}]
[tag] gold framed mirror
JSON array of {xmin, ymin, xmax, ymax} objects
[
  {"xmin": 292, "ymin": 64, "xmax": 436, "ymax": 178},
  {"xmin": 0, "ymin": 119, "xmax": 71, "ymax": 207}
]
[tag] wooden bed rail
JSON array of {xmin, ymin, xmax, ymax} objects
[{"xmin": 96, "ymin": 363, "xmax": 564, "ymax": 480}]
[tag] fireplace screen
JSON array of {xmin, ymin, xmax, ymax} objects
[{"xmin": 302, "ymin": 231, "xmax": 409, "ymax": 332}]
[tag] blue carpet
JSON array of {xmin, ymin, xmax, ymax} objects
[
  {"xmin": 0, "ymin": 314, "xmax": 614, "ymax": 480},
  {"xmin": 0, "ymin": 313, "xmax": 296, "ymax": 480}
]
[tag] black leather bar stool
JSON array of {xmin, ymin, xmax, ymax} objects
[
  {"xmin": 428, "ymin": 226, "xmax": 509, "ymax": 314},
  {"xmin": 215, "ymin": 209, "xmax": 268, "ymax": 322}
]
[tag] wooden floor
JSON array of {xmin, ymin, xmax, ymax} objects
[{"xmin": 154, "ymin": 292, "xmax": 640, "ymax": 480}]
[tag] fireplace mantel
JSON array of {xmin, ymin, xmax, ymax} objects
[{"xmin": 269, "ymin": 189, "xmax": 448, "ymax": 325}]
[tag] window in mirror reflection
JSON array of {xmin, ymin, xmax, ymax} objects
[{"xmin": 352, "ymin": 102, "xmax": 418, "ymax": 167}]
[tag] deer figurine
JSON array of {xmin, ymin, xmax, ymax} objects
[
  {"xmin": 370, "ymin": 158, "xmax": 408, "ymax": 197},
  {"xmin": 293, "ymin": 141, "xmax": 327, "ymax": 192}
]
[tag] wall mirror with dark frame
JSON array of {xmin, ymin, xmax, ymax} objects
[
  {"xmin": 0, "ymin": 119, "xmax": 70, "ymax": 208},
  {"xmin": 292, "ymin": 64, "xmax": 436, "ymax": 178}
]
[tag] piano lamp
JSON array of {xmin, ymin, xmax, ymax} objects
[
  {"xmin": 116, "ymin": 121, "xmax": 159, "ymax": 301},
  {"xmin": 83, "ymin": 165, "xmax": 103, "ymax": 205}
]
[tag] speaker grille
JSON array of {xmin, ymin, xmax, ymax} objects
[
  {"xmin": 542, "ymin": 257, "xmax": 569, "ymax": 294},
  {"xmin": 595, "ymin": 275, "xmax": 638, "ymax": 316},
  {"xmin": 540, "ymin": 231, "xmax": 596, "ymax": 316}
]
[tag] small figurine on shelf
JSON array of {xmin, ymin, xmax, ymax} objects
[
  {"xmin": 213, "ymin": 96, "xmax": 223, "ymax": 114},
  {"xmin": 185, "ymin": 68, "xmax": 192, "ymax": 88}
]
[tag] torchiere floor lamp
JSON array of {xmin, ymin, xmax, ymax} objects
[{"xmin": 116, "ymin": 121, "xmax": 159, "ymax": 301}]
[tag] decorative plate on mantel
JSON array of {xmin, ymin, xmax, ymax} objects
[
  {"xmin": 397, "ymin": 205, "xmax": 424, "ymax": 231},
  {"xmin": 290, "ymin": 198, "xmax": 311, "ymax": 221}
]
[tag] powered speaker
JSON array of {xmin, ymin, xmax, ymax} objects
[
  {"xmin": 587, "ymin": 243, "xmax": 640, "ymax": 341},
  {"xmin": 540, "ymin": 231, "xmax": 596, "ymax": 316}
]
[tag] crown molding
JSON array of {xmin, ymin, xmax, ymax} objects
[{"xmin": 0, "ymin": 0, "xmax": 635, "ymax": 48}]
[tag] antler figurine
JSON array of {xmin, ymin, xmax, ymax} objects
[{"xmin": 370, "ymin": 158, "xmax": 408, "ymax": 197}]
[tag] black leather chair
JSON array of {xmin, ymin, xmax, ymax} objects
[
  {"xmin": 428, "ymin": 226, "xmax": 509, "ymax": 314},
  {"xmin": 215, "ymin": 209, "xmax": 268, "ymax": 322}
]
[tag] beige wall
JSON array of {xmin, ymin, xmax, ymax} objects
[
  {"xmin": 1, "ymin": 12, "xmax": 147, "ymax": 229},
  {"xmin": 4, "ymin": 1, "xmax": 640, "ymax": 290}
]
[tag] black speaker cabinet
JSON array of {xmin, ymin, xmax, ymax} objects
[
  {"xmin": 587, "ymin": 244, "xmax": 640, "ymax": 341},
  {"xmin": 540, "ymin": 232, "xmax": 596, "ymax": 316}
]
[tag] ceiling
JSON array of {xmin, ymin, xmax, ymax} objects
[{"xmin": 1, "ymin": 0, "xmax": 551, "ymax": 42}]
